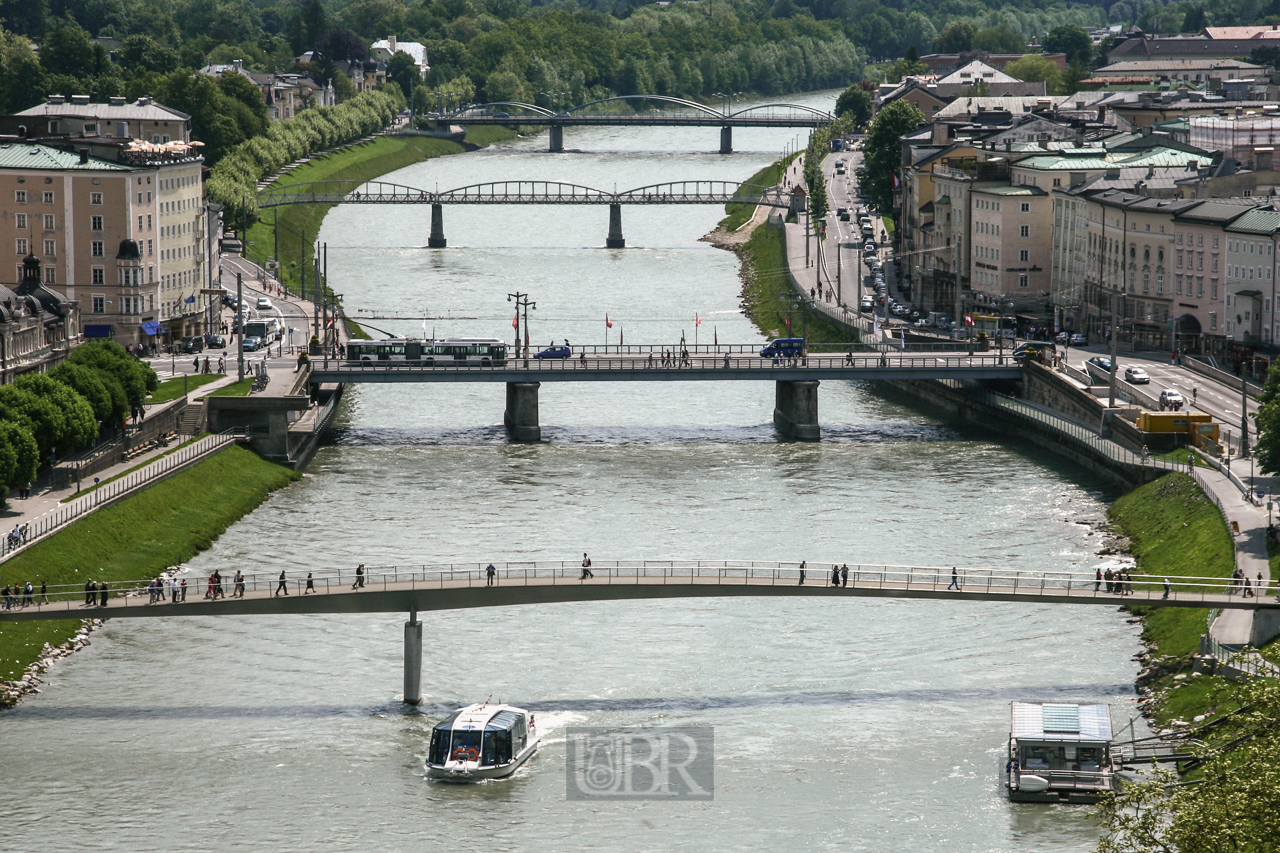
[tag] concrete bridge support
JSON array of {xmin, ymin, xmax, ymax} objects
[
  {"xmin": 505, "ymin": 381, "xmax": 541, "ymax": 442},
  {"xmin": 606, "ymin": 203, "xmax": 625, "ymax": 249},
  {"xmin": 428, "ymin": 203, "xmax": 447, "ymax": 248},
  {"xmin": 720, "ymin": 126, "xmax": 733, "ymax": 154},
  {"xmin": 773, "ymin": 380, "xmax": 820, "ymax": 441},
  {"xmin": 404, "ymin": 610, "xmax": 423, "ymax": 705},
  {"xmin": 549, "ymin": 125, "xmax": 564, "ymax": 152}
]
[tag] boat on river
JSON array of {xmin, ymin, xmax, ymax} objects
[
  {"xmin": 425, "ymin": 702, "xmax": 539, "ymax": 781},
  {"xmin": 1005, "ymin": 701, "xmax": 1116, "ymax": 804}
]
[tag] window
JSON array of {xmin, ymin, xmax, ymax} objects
[
  {"xmin": 42, "ymin": 214, "xmax": 54, "ymax": 230},
  {"xmin": 147, "ymin": 239, "xmax": 152, "ymax": 256},
  {"xmin": 43, "ymin": 266, "xmax": 54, "ymax": 284},
  {"xmin": 1019, "ymin": 274, "xmax": 1029, "ymax": 288},
  {"xmin": 42, "ymin": 192, "xmax": 53, "ymax": 204},
  {"xmin": 1020, "ymin": 225, "xmax": 1030, "ymax": 238},
  {"xmin": 1142, "ymin": 270, "xmax": 1150, "ymax": 293},
  {"xmin": 1213, "ymin": 236, "xmax": 1219, "ymax": 248},
  {"xmin": 1198, "ymin": 235, "xmax": 1204, "ymax": 247},
  {"xmin": 92, "ymin": 295, "xmax": 105, "ymax": 313},
  {"xmin": 15, "ymin": 238, "xmax": 26, "ymax": 255},
  {"xmin": 15, "ymin": 213, "xmax": 25, "ymax": 230},
  {"xmin": 14, "ymin": 190, "xmax": 25, "ymax": 204},
  {"xmin": 91, "ymin": 267, "xmax": 103, "ymax": 285},
  {"xmin": 1157, "ymin": 273, "xmax": 1163, "ymax": 294},
  {"xmin": 1019, "ymin": 250, "xmax": 1029, "ymax": 262},
  {"xmin": 91, "ymin": 193, "xmax": 103, "ymax": 207},
  {"xmin": 1211, "ymin": 312, "xmax": 1218, "ymax": 330},
  {"xmin": 1053, "ymin": 178, "xmax": 1061, "ymax": 187},
  {"xmin": 147, "ymin": 214, "xmax": 152, "ymax": 230},
  {"xmin": 1021, "ymin": 203, "xmax": 1030, "ymax": 212},
  {"xmin": 91, "ymin": 240, "xmax": 103, "ymax": 257},
  {"xmin": 1177, "ymin": 250, "xmax": 1183, "ymax": 268},
  {"xmin": 138, "ymin": 216, "xmax": 142, "ymax": 230},
  {"xmin": 43, "ymin": 239, "xmax": 55, "ymax": 256},
  {"xmin": 90, "ymin": 215, "xmax": 103, "ymax": 231}
]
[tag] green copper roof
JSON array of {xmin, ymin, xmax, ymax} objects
[
  {"xmin": 1225, "ymin": 208, "xmax": 1280, "ymax": 234},
  {"xmin": 0, "ymin": 143, "xmax": 132, "ymax": 171}
]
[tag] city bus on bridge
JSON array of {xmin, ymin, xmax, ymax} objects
[{"xmin": 344, "ymin": 338, "xmax": 508, "ymax": 366}]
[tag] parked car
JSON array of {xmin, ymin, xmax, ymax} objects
[
  {"xmin": 535, "ymin": 344, "xmax": 572, "ymax": 359},
  {"xmin": 241, "ymin": 336, "xmax": 262, "ymax": 352},
  {"xmin": 1124, "ymin": 366, "xmax": 1150, "ymax": 384},
  {"xmin": 183, "ymin": 336, "xmax": 204, "ymax": 353},
  {"xmin": 860, "ymin": 297, "xmax": 874, "ymax": 311},
  {"xmin": 1087, "ymin": 356, "xmax": 1112, "ymax": 372},
  {"xmin": 1055, "ymin": 332, "xmax": 1070, "ymax": 344},
  {"xmin": 256, "ymin": 297, "xmax": 273, "ymax": 311},
  {"xmin": 207, "ymin": 335, "xmax": 226, "ymax": 349},
  {"xmin": 1159, "ymin": 389, "xmax": 1185, "ymax": 409},
  {"xmin": 1070, "ymin": 333, "xmax": 1088, "ymax": 346}
]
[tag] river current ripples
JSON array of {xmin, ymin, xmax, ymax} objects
[{"xmin": 0, "ymin": 91, "xmax": 1141, "ymax": 853}]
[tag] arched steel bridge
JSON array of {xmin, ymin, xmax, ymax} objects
[
  {"xmin": 256, "ymin": 180, "xmax": 799, "ymax": 247},
  {"xmin": 431, "ymin": 95, "xmax": 834, "ymax": 151}
]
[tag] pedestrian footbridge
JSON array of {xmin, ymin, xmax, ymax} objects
[{"xmin": 3, "ymin": 560, "xmax": 1271, "ymax": 704}]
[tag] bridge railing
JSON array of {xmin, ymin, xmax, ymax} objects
[
  {"xmin": 1, "ymin": 560, "xmax": 1262, "ymax": 617},
  {"xmin": 315, "ymin": 354, "xmax": 1021, "ymax": 373}
]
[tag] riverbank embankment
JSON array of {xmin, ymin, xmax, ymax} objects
[{"xmin": 0, "ymin": 445, "xmax": 298, "ymax": 700}]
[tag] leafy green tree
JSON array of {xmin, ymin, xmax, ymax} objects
[
  {"xmin": 0, "ymin": 386, "xmax": 66, "ymax": 460},
  {"xmin": 0, "ymin": 27, "xmax": 46, "ymax": 114},
  {"xmin": 1251, "ymin": 45, "xmax": 1280, "ymax": 69},
  {"xmin": 332, "ymin": 71, "xmax": 356, "ymax": 103},
  {"xmin": 13, "ymin": 373, "xmax": 96, "ymax": 454},
  {"xmin": 67, "ymin": 340, "xmax": 157, "ymax": 409},
  {"xmin": 116, "ymin": 34, "xmax": 179, "ymax": 73},
  {"xmin": 856, "ymin": 99, "xmax": 923, "ymax": 215},
  {"xmin": 1182, "ymin": 6, "xmax": 1209, "ymax": 33},
  {"xmin": 834, "ymin": 83, "xmax": 871, "ymax": 127},
  {"xmin": 0, "ymin": 419, "xmax": 39, "ymax": 493},
  {"xmin": 218, "ymin": 71, "xmax": 269, "ymax": 133},
  {"xmin": 1042, "ymin": 24, "xmax": 1093, "ymax": 67},
  {"xmin": 40, "ymin": 22, "xmax": 96, "ymax": 77},
  {"xmin": 933, "ymin": 20, "xmax": 976, "ymax": 53},
  {"xmin": 1254, "ymin": 360, "xmax": 1280, "ymax": 473},
  {"xmin": 0, "ymin": 0, "xmax": 49, "ymax": 38},
  {"xmin": 287, "ymin": 0, "xmax": 328, "ymax": 54},
  {"xmin": 973, "ymin": 25, "xmax": 1026, "ymax": 54},
  {"xmin": 1005, "ymin": 54, "xmax": 1062, "ymax": 92},
  {"xmin": 386, "ymin": 50, "xmax": 420, "ymax": 100},
  {"xmin": 48, "ymin": 362, "xmax": 114, "ymax": 426}
]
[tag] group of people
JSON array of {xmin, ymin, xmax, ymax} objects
[
  {"xmin": 193, "ymin": 355, "xmax": 227, "ymax": 375},
  {"xmin": 1, "ymin": 580, "xmax": 43, "ymax": 609},
  {"xmin": 83, "ymin": 580, "xmax": 109, "ymax": 607},
  {"xmin": 646, "ymin": 350, "xmax": 692, "ymax": 368},
  {"xmin": 7, "ymin": 523, "xmax": 29, "ymax": 549},
  {"xmin": 1227, "ymin": 568, "xmax": 1268, "ymax": 599},
  {"xmin": 1096, "ymin": 567, "xmax": 1135, "ymax": 595}
]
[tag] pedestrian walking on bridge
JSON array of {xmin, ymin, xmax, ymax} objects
[
  {"xmin": 352, "ymin": 563, "xmax": 365, "ymax": 590},
  {"xmin": 841, "ymin": 564, "xmax": 848, "ymax": 587},
  {"xmin": 275, "ymin": 570, "xmax": 289, "ymax": 596},
  {"xmin": 831, "ymin": 565, "xmax": 840, "ymax": 586},
  {"xmin": 1095, "ymin": 568, "xmax": 1102, "ymax": 592},
  {"xmin": 798, "ymin": 560, "xmax": 806, "ymax": 585},
  {"xmin": 947, "ymin": 567, "xmax": 960, "ymax": 590},
  {"xmin": 98, "ymin": 582, "xmax": 108, "ymax": 608},
  {"xmin": 580, "ymin": 554, "xmax": 593, "ymax": 580},
  {"xmin": 1163, "ymin": 577, "xmax": 1171, "ymax": 599},
  {"xmin": 305, "ymin": 572, "xmax": 315, "ymax": 594},
  {"xmin": 486, "ymin": 564, "xmax": 497, "ymax": 587}
]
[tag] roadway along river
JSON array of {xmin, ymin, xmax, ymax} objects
[{"xmin": 0, "ymin": 93, "xmax": 1144, "ymax": 852}]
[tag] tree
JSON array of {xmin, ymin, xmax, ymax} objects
[
  {"xmin": 13, "ymin": 373, "xmax": 96, "ymax": 454},
  {"xmin": 973, "ymin": 25, "xmax": 1026, "ymax": 54},
  {"xmin": 39, "ymin": 22, "xmax": 96, "ymax": 77},
  {"xmin": 0, "ymin": 420, "xmax": 38, "ymax": 493},
  {"xmin": 857, "ymin": 99, "xmax": 924, "ymax": 216},
  {"xmin": 67, "ymin": 340, "xmax": 157, "ymax": 409},
  {"xmin": 1042, "ymin": 24, "xmax": 1093, "ymax": 67},
  {"xmin": 314, "ymin": 27, "xmax": 367, "ymax": 63},
  {"xmin": 0, "ymin": 26, "xmax": 46, "ymax": 115},
  {"xmin": 1095, "ymin": 675, "xmax": 1280, "ymax": 853},
  {"xmin": 116, "ymin": 34, "xmax": 179, "ymax": 73},
  {"xmin": 386, "ymin": 50, "xmax": 420, "ymax": 100},
  {"xmin": 1254, "ymin": 360, "xmax": 1280, "ymax": 473},
  {"xmin": 1182, "ymin": 6, "xmax": 1208, "ymax": 34},
  {"xmin": 933, "ymin": 20, "xmax": 976, "ymax": 54},
  {"xmin": 834, "ymin": 83, "xmax": 871, "ymax": 127},
  {"xmin": 48, "ymin": 362, "xmax": 114, "ymax": 426},
  {"xmin": 218, "ymin": 71, "xmax": 269, "ymax": 133},
  {"xmin": 1005, "ymin": 54, "xmax": 1063, "ymax": 93}
]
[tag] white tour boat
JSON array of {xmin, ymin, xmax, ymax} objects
[
  {"xmin": 1006, "ymin": 701, "xmax": 1117, "ymax": 804},
  {"xmin": 425, "ymin": 703, "xmax": 540, "ymax": 781}
]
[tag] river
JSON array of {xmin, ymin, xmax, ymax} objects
[{"xmin": 0, "ymin": 92, "xmax": 1142, "ymax": 852}]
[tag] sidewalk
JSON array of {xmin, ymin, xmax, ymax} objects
[{"xmin": 1194, "ymin": 464, "xmax": 1274, "ymax": 648}]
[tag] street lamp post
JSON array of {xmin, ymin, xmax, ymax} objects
[
  {"xmin": 1108, "ymin": 292, "xmax": 1126, "ymax": 409},
  {"xmin": 508, "ymin": 291, "xmax": 535, "ymax": 362}
]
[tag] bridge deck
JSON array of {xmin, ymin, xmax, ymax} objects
[
  {"xmin": 310, "ymin": 354, "xmax": 1024, "ymax": 383},
  {"xmin": 2, "ymin": 562, "xmax": 1272, "ymax": 622}
]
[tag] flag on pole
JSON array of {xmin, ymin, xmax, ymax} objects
[
  {"xmin": 512, "ymin": 313, "xmax": 519, "ymax": 329},
  {"xmin": 695, "ymin": 314, "xmax": 702, "ymax": 326},
  {"xmin": 964, "ymin": 313, "xmax": 974, "ymax": 326},
  {"xmin": 873, "ymin": 314, "xmax": 880, "ymax": 336},
  {"xmin": 900, "ymin": 328, "xmax": 906, "ymax": 350},
  {"xmin": 714, "ymin": 327, "xmax": 718, "ymax": 347},
  {"xmin": 606, "ymin": 314, "xmax": 613, "ymax": 328},
  {"xmin": 619, "ymin": 328, "xmax": 623, "ymax": 346}
]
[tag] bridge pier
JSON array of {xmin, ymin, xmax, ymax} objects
[
  {"xmin": 404, "ymin": 609, "xmax": 423, "ymax": 706},
  {"xmin": 549, "ymin": 125, "xmax": 564, "ymax": 152},
  {"xmin": 606, "ymin": 203, "xmax": 625, "ymax": 249},
  {"xmin": 719, "ymin": 126, "xmax": 732, "ymax": 154},
  {"xmin": 428, "ymin": 203, "xmax": 446, "ymax": 248},
  {"xmin": 504, "ymin": 381, "xmax": 541, "ymax": 442},
  {"xmin": 773, "ymin": 380, "xmax": 820, "ymax": 441}
]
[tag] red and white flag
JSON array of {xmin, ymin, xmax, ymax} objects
[
  {"xmin": 326, "ymin": 315, "xmax": 335, "ymax": 329},
  {"xmin": 512, "ymin": 313, "xmax": 519, "ymax": 329},
  {"xmin": 695, "ymin": 313, "xmax": 702, "ymax": 326},
  {"xmin": 606, "ymin": 314, "xmax": 613, "ymax": 329},
  {"xmin": 964, "ymin": 313, "xmax": 973, "ymax": 326}
]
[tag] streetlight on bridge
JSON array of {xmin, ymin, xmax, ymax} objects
[{"xmin": 508, "ymin": 291, "xmax": 536, "ymax": 361}]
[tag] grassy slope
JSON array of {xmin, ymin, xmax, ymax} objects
[
  {"xmin": 719, "ymin": 154, "xmax": 796, "ymax": 232},
  {"xmin": 208, "ymin": 379, "xmax": 254, "ymax": 396},
  {"xmin": 737, "ymin": 225, "xmax": 851, "ymax": 344},
  {"xmin": 0, "ymin": 446, "xmax": 299, "ymax": 681},
  {"xmin": 1108, "ymin": 473, "xmax": 1235, "ymax": 657},
  {"xmin": 149, "ymin": 373, "xmax": 223, "ymax": 402}
]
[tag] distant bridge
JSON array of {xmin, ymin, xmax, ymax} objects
[
  {"xmin": 432, "ymin": 95, "xmax": 835, "ymax": 152},
  {"xmin": 256, "ymin": 179, "xmax": 797, "ymax": 247},
  {"xmin": 304, "ymin": 352, "xmax": 1023, "ymax": 441},
  {"xmin": 2, "ymin": 561, "xmax": 1265, "ymax": 705}
]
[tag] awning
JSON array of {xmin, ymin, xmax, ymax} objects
[
  {"xmin": 140, "ymin": 321, "xmax": 162, "ymax": 335},
  {"xmin": 84, "ymin": 324, "xmax": 113, "ymax": 339}
]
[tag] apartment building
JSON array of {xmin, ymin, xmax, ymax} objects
[
  {"xmin": 6, "ymin": 95, "xmax": 191, "ymax": 143},
  {"xmin": 970, "ymin": 184, "xmax": 1052, "ymax": 305},
  {"xmin": 0, "ymin": 142, "xmax": 211, "ymax": 348},
  {"xmin": 1224, "ymin": 208, "xmax": 1280, "ymax": 345}
]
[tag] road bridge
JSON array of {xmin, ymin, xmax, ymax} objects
[
  {"xmin": 434, "ymin": 96, "xmax": 834, "ymax": 152},
  {"xmin": 2, "ymin": 560, "xmax": 1269, "ymax": 705},
  {"xmin": 306, "ymin": 352, "xmax": 1024, "ymax": 441},
  {"xmin": 256, "ymin": 179, "xmax": 795, "ymax": 248}
]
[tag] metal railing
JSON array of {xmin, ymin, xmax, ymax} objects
[
  {"xmin": 0, "ymin": 430, "xmax": 245, "ymax": 561},
  {"xmin": 1199, "ymin": 632, "xmax": 1280, "ymax": 678},
  {"xmin": 2, "ymin": 559, "xmax": 1271, "ymax": 617},
  {"xmin": 316, "ymin": 354, "xmax": 1021, "ymax": 375}
]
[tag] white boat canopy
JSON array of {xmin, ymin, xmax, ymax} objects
[{"xmin": 1011, "ymin": 702, "xmax": 1112, "ymax": 742}]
